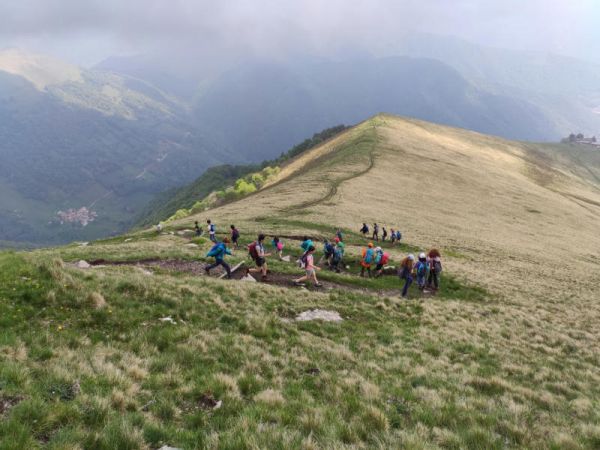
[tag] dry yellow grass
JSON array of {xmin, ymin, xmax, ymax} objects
[{"xmin": 174, "ymin": 114, "xmax": 600, "ymax": 445}]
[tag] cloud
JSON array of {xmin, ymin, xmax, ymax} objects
[{"xmin": 0, "ymin": 0, "xmax": 598, "ymax": 64}]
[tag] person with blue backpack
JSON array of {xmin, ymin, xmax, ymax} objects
[
  {"xmin": 207, "ymin": 219, "xmax": 217, "ymax": 243},
  {"xmin": 320, "ymin": 239, "xmax": 335, "ymax": 266},
  {"xmin": 415, "ymin": 253, "xmax": 429, "ymax": 291},
  {"xmin": 330, "ymin": 238, "xmax": 345, "ymax": 272},
  {"xmin": 360, "ymin": 242, "xmax": 375, "ymax": 277},
  {"xmin": 373, "ymin": 247, "xmax": 390, "ymax": 277},
  {"xmin": 395, "ymin": 230, "xmax": 402, "ymax": 243},
  {"xmin": 205, "ymin": 238, "xmax": 232, "ymax": 279}
]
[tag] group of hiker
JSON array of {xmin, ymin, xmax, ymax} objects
[
  {"xmin": 201, "ymin": 219, "xmax": 442, "ymax": 297},
  {"xmin": 360, "ymin": 223, "xmax": 402, "ymax": 244}
]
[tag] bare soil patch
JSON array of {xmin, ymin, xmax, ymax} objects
[
  {"xmin": 0, "ymin": 394, "xmax": 24, "ymax": 415},
  {"xmin": 87, "ymin": 258, "xmax": 406, "ymax": 295}
]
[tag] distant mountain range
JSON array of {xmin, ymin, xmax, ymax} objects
[
  {"xmin": 2, "ymin": 35, "xmax": 600, "ymax": 246},
  {"xmin": 0, "ymin": 49, "xmax": 236, "ymax": 246}
]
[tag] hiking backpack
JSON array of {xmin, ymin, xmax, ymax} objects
[
  {"xmin": 381, "ymin": 252, "xmax": 390, "ymax": 265},
  {"xmin": 207, "ymin": 243, "xmax": 222, "ymax": 258},
  {"xmin": 248, "ymin": 242, "xmax": 259, "ymax": 260},
  {"xmin": 332, "ymin": 248, "xmax": 342, "ymax": 263},
  {"xmin": 298, "ymin": 251, "xmax": 309, "ymax": 269},
  {"xmin": 363, "ymin": 248, "xmax": 374, "ymax": 264},
  {"xmin": 374, "ymin": 251, "xmax": 382, "ymax": 265},
  {"xmin": 434, "ymin": 260, "xmax": 443, "ymax": 274}
]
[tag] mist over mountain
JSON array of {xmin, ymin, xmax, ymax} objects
[
  {"xmin": 2, "ymin": 32, "xmax": 600, "ymax": 246},
  {"xmin": 0, "ymin": 49, "xmax": 236, "ymax": 246}
]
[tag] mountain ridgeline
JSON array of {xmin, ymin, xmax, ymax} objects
[{"xmin": 134, "ymin": 125, "xmax": 349, "ymax": 227}]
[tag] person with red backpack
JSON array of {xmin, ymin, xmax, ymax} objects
[
  {"xmin": 426, "ymin": 248, "xmax": 443, "ymax": 293},
  {"xmin": 373, "ymin": 247, "xmax": 390, "ymax": 277},
  {"xmin": 246, "ymin": 234, "xmax": 270, "ymax": 281}
]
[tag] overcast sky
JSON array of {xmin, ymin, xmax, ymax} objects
[{"xmin": 1, "ymin": 0, "xmax": 599, "ymax": 66}]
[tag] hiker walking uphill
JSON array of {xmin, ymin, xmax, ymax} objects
[
  {"xmin": 205, "ymin": 238, "xmax": 232, "ymax": 279},
  {"xmin": 194, "ymin": 221, "xmax": 202, "ymax": 237},
  {"xmin": 360, "ymin": 223, "xmax": 369, "ymax": 237},
  {"xmin": 390, "ymin": 228, "xmax": 396, "ymax": 244},
  {"xmin": 399, "ymin": 254, "xmax": 415, "ymax": 298},
  {"xmin": 372, "ymin": 223, "xmax": 380, "ymax": 242},
  {"xmin": 207, "ymin": 220, "xmax": 217, "ymax": 243},
  {"xmin": 360, "ymin": 243, "xmax": 376, "ymax": 277},
  {"xmin": 247, "ymin": 234, "xmax": 270, "ymax": 281},
  {"xmin": 336, "ymin": 228, "xmax": 344, "ymax": 242},
  {"xmin": 382, "ymin": 227, "xmax": 388, "ymax": 242},
  {"xmin": 427, "ymin": 249, "xmax": 443, "ymax": 293},
  {"xmin": 230, "ymin": 225, "xmax": 240, "ymax": 248},
  {"xmin": 294, "ymin": 245, "xmax": 322, "ymax": 287}
]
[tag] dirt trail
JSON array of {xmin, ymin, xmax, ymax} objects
[{"xmin": 87, "ymin": 258, "xmax": 412, "ymax": 296}]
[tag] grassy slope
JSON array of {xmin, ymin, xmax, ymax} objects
[{"xmin": 1, "ymin": 114, "xmax": 600, "ymax": 449}]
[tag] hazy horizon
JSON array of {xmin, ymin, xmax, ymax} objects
[{"xmin": 1, "ymin": 0, "xmax": 599, "ymax": 67}]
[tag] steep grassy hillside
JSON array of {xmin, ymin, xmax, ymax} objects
[
  {"xmin": 1, "ymin": 115, "xmax": 599, "ymax": 449},
  {"xmin": 135, "ymin": 125, "xmax": 349, "ymax": 227},
  {"xmin": 0, "ymin": 49, "xmax": 234, "ymax": 247}
]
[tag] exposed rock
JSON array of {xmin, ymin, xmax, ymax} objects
[
  {"xmin": 138, "ymin": 268, "xmax": 153, "ymax": 276},
  {"xmin": 241, "ymin": 274, "xmax": 256, "ymax": 282},
  {"xmin": 0, "ymin": 395, "xmax": 24, "ymax": 415},
  {"xmin": 159, "ymin": 317, "xmax": 177, "ymax": 324},
  {"xmin": 185, "ymin": 243, "xmax": 199, "ymax": 248},
  {"xmin": 281, "ymin": 255, "xmax": 291, "ymax": 262},
  {"xmin": 76, "ymin": 260, "xmax": 91, "ymax": 269},
  {"xmin": 124, "ymin": 238, "xmax": 132, "ymax": 242},
  {"xmin": 78, "ymin": 242, "xmax": 89, "ymax": 247},
  {"xmin": 158, "ymin": 447, "xmax": 182, "ymax": 450},
  {"xmin": 295, "ymin": 309, "xmax": 343, "ymax": 322}
]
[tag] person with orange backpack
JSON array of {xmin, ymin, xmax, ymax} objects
[
  {"xmin": 360, "ymin": 243, "xmax": 375, "ymax": 277},
  {"xmin": 399, "ymin": 254, "xmax": 415, "ymax": 298},
  {"xmin": 246, "ymin": 234, "xmax": 270, "ymax": 281}
]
